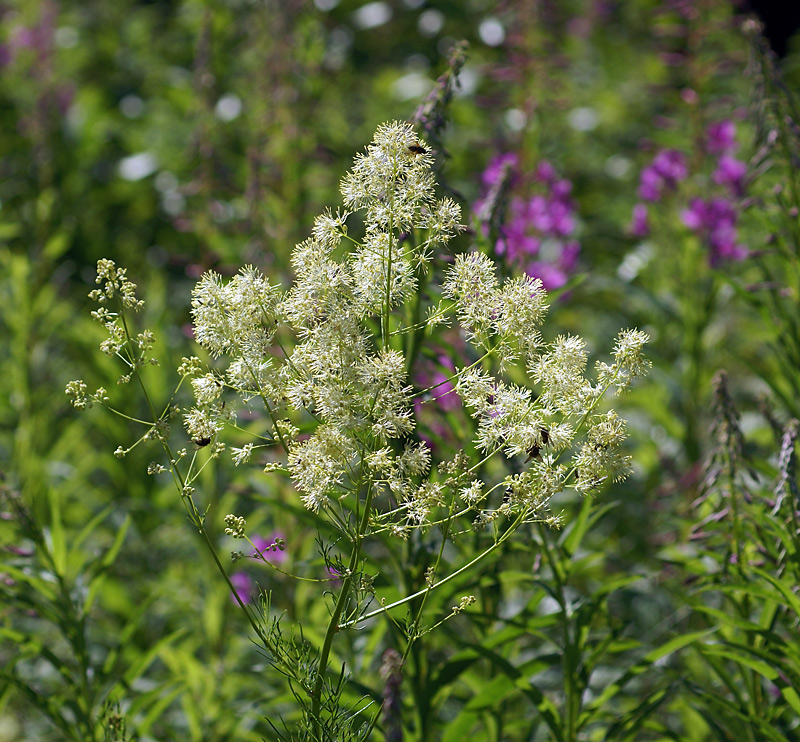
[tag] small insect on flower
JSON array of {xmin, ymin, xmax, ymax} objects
[
  {"xmin": 407, "ymin": 144, "xmax": 428, "ymax": 155},
  {"xmin": 192, "ymin": 436, "xmax": 212, "ymax": 448},
  {"xmin": 525, "ymin": 427, "xmax": 550, "ymax": 462}
]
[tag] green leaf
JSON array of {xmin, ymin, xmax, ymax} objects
[
  {"xmin": 581, "ymin": 629, "xmax": 717, "ymax": 720},
  {"xmin": 751, "ymin": 566, "xmax": 800, "ymax": 618},
  {"xmin": 123, "ymin": 628, "xmax": 186, "ymax": 686},
  {"xmin": 684, "ymin": 683, "xmax": 790, "ymax": 742},
  {"xmin": 463, "ymin": 674, "xmax": 516, "ymax": 711},
  {"xmin": 443, "ymin": 640, "xmax": 565, "ymax": 741},
  {"xmin": 73, "ymin": 504, "xmax": 114, "ymax": 552},
  {"xmin": 130, "ymin": 683, "xmax": 186, "ymax": 736},
  {"xmin": 560, "ymin": 499, "xmax": 617, "ymax": 557},
  {"xmin": 780, "ymin": 686, "xmax": 800, "ymax": 716},
  {"xmin": 0, "ymin": 223, "xmax": 21, "ymax": 240},
  {"xmin": 46, "ymin": 488, "xmax": 67, "ymax": 576},
  {"xmin": 83, "ymin": 514, "xmax": 131, "ymax": 614},
  {"xmin": 441, "ymin": 710, "xmax": 479, "ymax": 742},
  {"xmin": 699, "ymin": 644, "xmax": 778, "ymax": 680},
  {"xmin": 603, "ymin": 684, "xmax": 674, "ymax": 740},
  {"xmin": 43, "ymin": 231, "xmax": 71, "ymax": 261}
]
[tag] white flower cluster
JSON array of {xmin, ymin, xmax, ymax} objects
[
  {"xmin": 188, "ymin": 123, "xmax": 464, "ymax": 515},
  {"xmin": 183, "ymin": 121, "xmax": 648, "ymax": 531},
  {"xmin": 442, "ymin": 255, "xmax": 548, "ymax": 361}
]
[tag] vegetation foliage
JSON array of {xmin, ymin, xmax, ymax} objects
[{"xmin": 2, "ymin": 1, "xmax": 800, "ymax": 740}]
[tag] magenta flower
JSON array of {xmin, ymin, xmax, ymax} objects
[
  {"xmin": 481, "ymin": 153, "xmax": 520, "ymax": 189},
  {"xmin": 637, "ymin": 167, "xmax": 663, "ymax": 202},
  {"xmin": 535, "ymin": 160, "xmax": 556, "ymax": 183},
  {"xmin": 327, "ymin": 565, "xmax": 344, "ymax": 587},
  {"xmin": 477, "ymin": 156, "xmax": 580, "ymax": 290},
  {"xmin": 525, "ymin": 241, "xmax": 580, "ymax": 291},
  {"xmin": 230, "ymin": 572, "xmax": 256, "ymax": 604},
  {"xmin": 638, "ymin": 149, "xmax": 688, "ymax": 202},
  {"xmin": 652, "ymin": 149, "xmax": 689, "ymax": 184},
  {"xmin": 252, "ymin": 534, "xmax": 288, "ymax": 565},
  {"xmin": 712, "ymin": 155, "xmax": 747, "ymax": 196},
  {"xmin": 706, "ymin": 120, "xmax": 738, "ymax": 155},
  {"xmin": 428, "ymin": 362, "xmax": 460, "ymax": 412},
  {"xmin": 681, "ymin": 197, "xmax": 747, "ymax": 265},
  {"xmin": 629, "ymin": 203, "xmax": 650, "ymax": 238}
]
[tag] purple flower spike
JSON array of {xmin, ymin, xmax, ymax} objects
[
  {"xmin": 630, "ymin": 203, "xmax": 650, "ymax": 238},
  {"xmin": 482, "ymin": 153, "xmax": 519, "ymax": 188},
  {"xmin": 712, "ymin": 155, "xmax": 747, "ymax": 196},
  {"xmin": 431, "ymin": 356, "xmax": 460, "ymax": 412},
  {"xmin": 651, "ymin": 149, "xmax": 688, "ymax": 185},
  {"xmin": 682, "ymin": 197, "xmax": 747, "ymax": 265},
  {"xmin": 527, "ymin": 240, "xmax": 580, "ymax": 291},
  {"xmin": 681, "ymin": 198, "xmax": 708, "ymax": 230},
  {"xmin": 638, "ymin": 149, "xmax": 688, "ymax": 202},
  {"xmin": 637, "ymin": 167, "xmax": 663, "ymax": 202},
  {"xmin": 476, "ymin": 155, "xmax": 580, "ymax": 290},
  {"xmin": 535, "ymin": 160, "xmax": 556, "ymax": 184},
  {"xmin": 706, "ymin": 120, "xmax": 737, "ymax": 155}
]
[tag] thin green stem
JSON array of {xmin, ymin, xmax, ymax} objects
[
  {"xmin": 341, "ymin": 513, "xmax": 525, "ymax": 629},
  {"xmin": 310, "ymin": 472, "xmax": 374, "ymax": 738}
]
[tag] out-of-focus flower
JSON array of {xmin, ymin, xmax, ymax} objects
[
  {"xmin": 426, "ymin": 357, "xmax": 460, "ymax": 413},
  {"xmin": 632, "ymin": 119, "xmax": 749, "ymax": 265},
  {"xmin": 414, "ymin": 353, "xmax": 462, "ymax": 448},
  {"xmin": 481, "ymin": 152, "xmax": 520, "ymax": 189},
  {"xmin": 637, "ymin": 149, "xmax": 688, "ymax": 202},
  {"xmin": 477, "ymin": 156, "xmax": 580, "ymax": 290},
  {"xmin": 629, "ymin": 203, "xmax": 650, "ymax": 238},
  {"xmin": 230, "ymin": 571, "xmax": 255, "ymax": 604},
  {"xmin": 652, "ymin": 149, "xmax": 689, "ymax": 183},
  {"xmin": 706, "ymin": 120, "xmax": 737, "ymax": 155},
  {"xmin": 681, "ymin": 197, "xmax": 747, "ymax": 265},
  {"xmin": 712, "ymin": 154, "xmax": 747, "ymax": 196},
  {"xmin": 252, "ymin": 533, "xmax": 288, "ymax": 564},
  {"xmin": 327, "ymin": 565, "xmax": 344, "ymax": 586},
  {"xmin": 524, "ymin": 241, "xmax": 580, "ymax": 291}
]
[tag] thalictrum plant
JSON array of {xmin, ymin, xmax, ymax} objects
[{"xmin": 68, "ymin": 121, "xmax": 649, "ymax": 740}]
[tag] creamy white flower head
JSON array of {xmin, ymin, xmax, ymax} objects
[
  {"xmin": 231, "ymin": 443, "xmax": 254, "ymax": 466},
  {"xmin": 609, "ymin": 328, "xmax": 653, "ymax": 393},
  {"xmin": 366, "ymin": 447, "xmax": 395, "ymax": 476},
  {"xmin": 191, "ymin": 266, "xmax": 279, "ymax": 358},
  {"xmin": 455, "ymin": 367, "xmax": 495, "ymax": 414},
  {"xmin": 573, "ymin": 410, "xmax": 633, "ymax": 491},
  {"xmin": 282, "ymin": 258, "xmax": 355, "ymax": 330},
  {"xmin": 312, "ymin": 208, "xmax": 350, "ymax": 250},
  {"xmin": 442, "ymin": 252, "xmax": 499, "ymax": 345},
  {"xmin": 420, "ymin": 197, "xmax": 463, "ymax": 244},
  {"xmin": 460, "ymin": 480, "xmax": 484, "ymax": 505},
  {"xmin": 398, "ymin": 441, "xmax": 431, "ymax": 478},
  {"xmin": 288, "ymin": 425, "xmax": 356, "ymax": 511},
  {"xmin": 494, "ymin": 275, "xmax": 548, "ymax": 356},
  {"xmin": 90, "ymin": 258, "xmax": 144, "ymax": 310},
  {"xmin": 153, "ymin": 121, "xmax": 650, "ymax": 535},
  {"xmin": 502, "ymin": 462, "xmax": 564, "ymax": 515},
  {"xmin": 227, "ymin": 357, "xmax": 278, "ymax": 400},
  {"xmin": 184, "ymin": 407, "xmax": 222, "ymax": 441},
  {"xmin": 531, "ymin": 335, "xmax": 597, "ymax": 415},
  {"xmin": 406, "ymin": 481, "xmax": 445, "ymax": 524},
  {"xmin": 340, "ymin": 121, "xmax": 434, "ymax": 214},
  {"xmin": 351, "ymin": 232, "xmax": 415, "ymax": 314},
  {"xmin": 191, "ymin": 373, "xmax": 224, "ymax": 404}
]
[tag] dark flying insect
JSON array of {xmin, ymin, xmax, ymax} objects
[
  {"xmin": 525, "ymin": 427, "xmax": 550, "ymax": 462},
  {"xmin": 407, "ymin": 144, "xmax": 428, "ymax": 155}
]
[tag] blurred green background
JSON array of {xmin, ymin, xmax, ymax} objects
[{"xmin": 3, "ymin": 0, "xmax": 800, "ymax": 739}]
